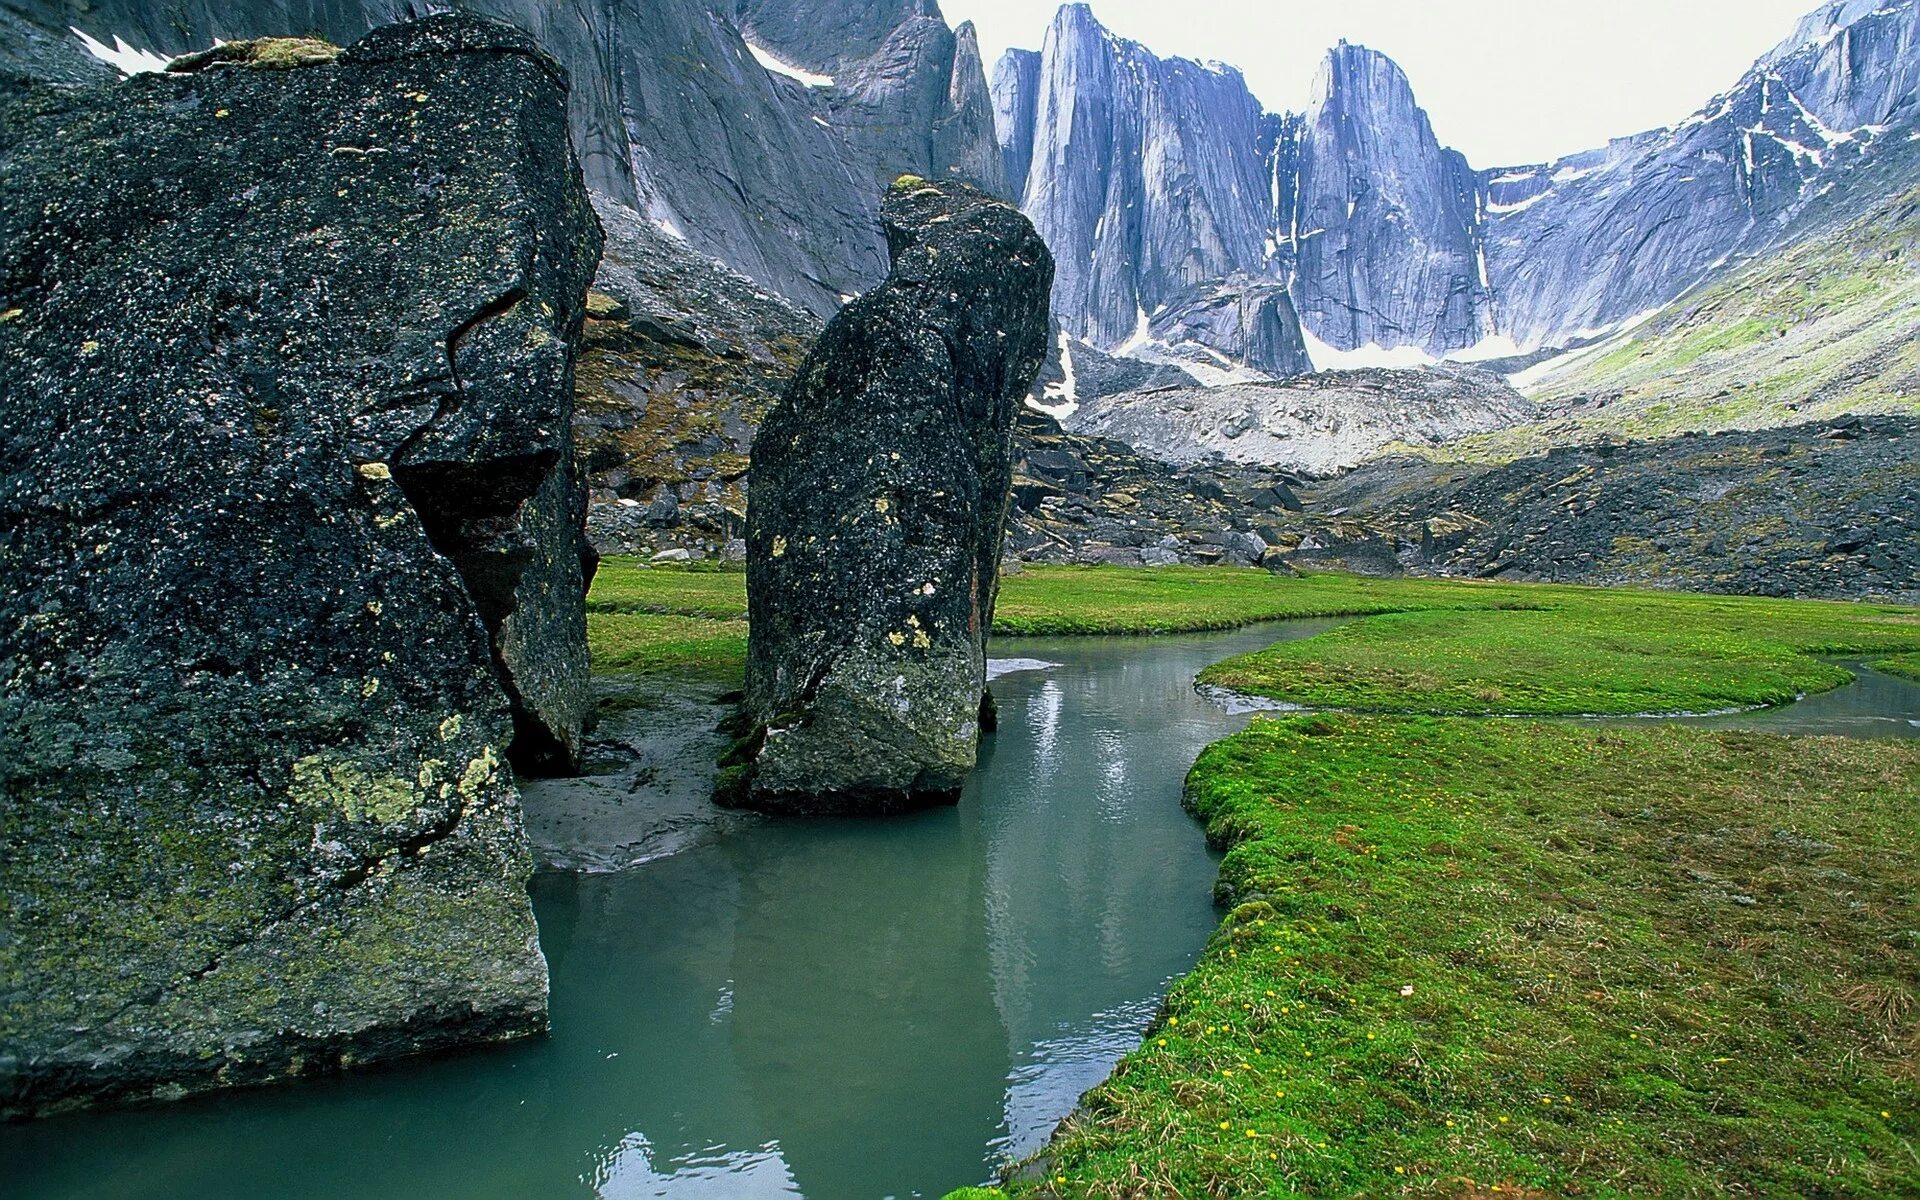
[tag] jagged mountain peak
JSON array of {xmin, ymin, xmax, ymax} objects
[
  {"xmin": 1764, "ymin": 0, "xmax": 1915, "ymax": 63},
  {"xmin": 1313, "ymin": 40, "xmax": 1425, "ymax": 113},
  {"xmin": 994, "ymin": 1, "xmax": 1290, "ymax": 372},
  {"xmin": 999, "ymin": 0, "xmax": 1920, "ymax": 375}
]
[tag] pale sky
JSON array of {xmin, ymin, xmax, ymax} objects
[{"xmin": 944, "ymin": 0, "xmax": 1822, "ymax": 167}]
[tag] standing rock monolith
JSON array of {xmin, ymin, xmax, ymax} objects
[
  {"xmin": 0, "ymin": 15, "xmax": 600, "ymax": 1117},
  {"xmin": 735, "ymin": 177, "xmax": 1053, "ymax": 814}
]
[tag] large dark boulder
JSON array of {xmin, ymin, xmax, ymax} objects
[
  {"xmin": 0, "ymin": 15, "xmax": 601, "ymax": 1116},
  {"xmin": 735, "ymin": 178, "xmax": 1052, "ymax": 813}
]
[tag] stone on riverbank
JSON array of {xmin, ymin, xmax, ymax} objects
[
  {"xmin": 734, "ymin": 178, "xmax": 1052, "ymax": 813},
  {"xmin": 0, "ymin": 14, "xmax": 601, "ymax": 1116}
]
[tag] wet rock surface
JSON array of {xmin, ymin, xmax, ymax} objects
[
  {"xmin": 520, "ymin": 680, "xmax": 753, "ymax": 873},
  {"xmin": 0, "ymin": 15, "xmax": 600, "ymax": 1116},
  {"xmin": 738, "ymin": 178, "xmax": 1052, "ymax": 813}
]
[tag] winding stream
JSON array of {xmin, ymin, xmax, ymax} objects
[
  {"xmin": 6, "ymin": 627, "xmax": 1915, "ymax": 1199},
  {"xmin": 3, "ymin": 623, "xmax": 1329, "ymax": 1200}
]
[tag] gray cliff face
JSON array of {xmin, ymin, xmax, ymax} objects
[
  {"xmin": 998, "ymin": 0, "xmax": 1920, "ymax": 368},
  {"xmin": 8, "ymin": 0, "xmax": 1004, "ymax": 315},
  {"xmin": 807, "ymin": 12, "xmax": 1010, "ymax": 202},
  {"xmin": 1286, "ymin": 43, "xmax": 1490, "ymax": 354},
  {"xmin": 1484, "ymin": 0, "xmax": 1920, "ymax": 347},
  {"xmin": 738, "ymin": 180, "xmax": 1052, "ymax": 814},
  {"xmin": 732, "ymin": 0, "xmax": 936, "ymax": 69},
  {"xmin": 0, "ymin": 16, "xmax": 600, "ymax": 1115},
  {"xmin": 998, "ymin": 4, "xmax": 1284, "ymax": 367},
  {"xmin": 992, "ymin": 47, "xmax": 1041, "ymax": 202},
  {"xmin": 993, "ymin": 7, "xmax": 1480, "ymax": 368},
  {"xmin": 1146, "ymin": 276, "xmax": 1312, "ymax": 381}
]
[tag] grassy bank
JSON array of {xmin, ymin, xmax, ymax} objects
[
  {"xmin": 586, "ymin": 561, "xmax": 1920, "ymax": 712},
  {"xmin": 585, "ymin": 560, "xmax": 1920, "ymax": 1196},
  {"xmin": 1198, "ymin": 590, "xmax": 1920, "ymax": 716},
  {"xmin": 1004, "ymin": 715, "xmax": 1919, "ymax": 1197},
  {"xmin": 1877, "ymin": 652, "xmax": 1920, "ymax": 683}
]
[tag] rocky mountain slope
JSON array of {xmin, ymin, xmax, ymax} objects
[
  {"xmin": 1066, "ymin": 366, "xmax": 1533, "ymax": 475},
  {"xmin": 5, "ymin": 0, "xmax": 1003, "ymax": 315},
  {"xmin": 994, "ymin": 0, "xmax": 1920, "ymax": 372},
  {"xmin": 1313, "ymin": 417, "xmax": 1920, "ymax": 604},
  {"xmin": 1492, "ymin": 123, "xmax": 1920, "ymax": 455},
  {"xmin": 1482, "ymin": 0, "xmax": 1920, "ymax": 350}
]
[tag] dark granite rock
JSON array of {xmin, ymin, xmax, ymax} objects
[
  {"xmin": 736, "ymin": 178, "xmax": 1052, "ymax": 813},
  {"xmin": 0, "ymin": 14, "xmax": 600, "ymax": 1117},
  {"xmin": 1315, "ymin": 418, "xmax": 1920, "ymax": 603}
]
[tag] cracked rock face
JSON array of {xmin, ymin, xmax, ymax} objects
[
  {"xmin": 0, "ymin": 15, "xmax": 601, "ymax": 1116},
  {"xmin": 737, "ymin": 178, "xmax": 1052, "ymax": 814}
]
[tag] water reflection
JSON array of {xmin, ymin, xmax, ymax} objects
[
  {"xmin": 28, "ymin": 621, "xmax": 1900, "ymax": 1197},
  {"xmin": 593, "ymin": 1134, "xmax": 799, "ymax": 1199},
  {"xmin": 3, "ymin": 623, "xmax": 1328, "ymax": 1200},
  {"xmin": 1675, "ymin": 660, "xmax": 1920, "ymax": 740}
]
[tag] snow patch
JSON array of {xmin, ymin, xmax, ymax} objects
[
  {"xmin": 1301, "ymin": 327, "xmax": 1437, "ymax": 371},
  {"xmin": 744, "ymin": 39, "xmax": 834, "ymax": 88},
  {"xmin": 1487, "ymin": 192, "xmax": 1546, "ymax": 215},
  {"xmin": 1031, "ymin": 329, "xmax": 1079, "ymax": 419},
  {"xmin": 1446, "ymin": 334, "xmax": 1531, "ymax": 364},
  {"xmin": 1148, "ymin": 353, "xmax": 1263, "ymax": 387},
  {"xmin": 73, "ymin": 28, "xmax": 171, "ymax": 74},
  {"xmin": 1507, "ymin": 308, "xmax": 1663, "ymax": 392},
  {"xmin": 1115, "ymin": 305, "xmax": 1152, "ymax": 355}
]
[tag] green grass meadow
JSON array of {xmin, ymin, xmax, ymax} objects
[{"xmin": 587, "ymin": 559, "xmax": 1920, "ymax": 1197}]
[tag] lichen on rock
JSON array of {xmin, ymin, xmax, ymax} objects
[
  {"xmin": 0, "ymin": 13, "xmax": 600, "ymax": 1117},
  {"xmin": 735, "ymin": 178, "xmax": 1052, "ymax": 814},
  {"xmin": 167, "ymin": 37, "xmax": 342, "ymax": 73}
]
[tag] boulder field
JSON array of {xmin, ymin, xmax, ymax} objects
[
  {"xmin": 0, "ymin": 15, "xmax": 600, "ymax": 1116},
  {"xmin": 733, "ymin": 178, "xmax": 1053, "ymax": 813}
]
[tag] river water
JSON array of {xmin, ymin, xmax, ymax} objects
[
  {"xmin": 8, "ymin": 630, "xmax": 1914, "ymax": 1199},
  {"xmin": 4, "ymin": 623, "xmax": 1338, "ymax": 1200}
]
